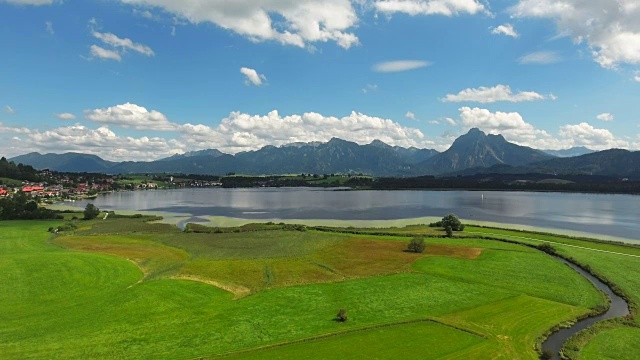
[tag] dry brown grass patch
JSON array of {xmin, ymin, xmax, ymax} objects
[{"xmin": 426, "ymin": 244, "xmax": 483, "ymax": 259}]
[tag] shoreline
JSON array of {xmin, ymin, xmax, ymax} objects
[{"xmin": 46, "ymin": 203, "xmax": 639, "ymax": 244}]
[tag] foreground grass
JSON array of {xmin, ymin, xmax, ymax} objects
[{"xmin": 0, "ymin": 218, "xmax": 618, "ymax": 359}]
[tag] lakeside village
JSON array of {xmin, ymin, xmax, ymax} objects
[{"xmin": 0, "ymin": 170, "xmax": 223, "ymax": 202}]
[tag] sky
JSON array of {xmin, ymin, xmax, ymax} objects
[{"xmin": 0, "ymin": 0, "xmax": 639, "ymax": 161}]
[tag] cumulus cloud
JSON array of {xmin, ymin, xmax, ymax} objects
[
  {"xmin": 20, "ymin": 124, "xmax": 185, "ymax": 161},
  {"xmin": 240, "ymin": 67, "xmax": 266, "ymax": 86},
  {"xmin": 445, "ymin": 117, "xmax": 457, "ymax": 126},
  {"xmin": 455, "ymin": 107, "xmax": 631, "ymax": 150},
  {"xmin": 119, "ymin": 0, "xmax": 360, "ymax": 49},
  {"xmin": 491, "ymin": 23, "xmax": 519, "ymax": 38},
  {"xmin": 55, "ymin": 113, "xmax": 76, "ymax": 120},
  {"xmin": 373, "ymin": 60, "xmax": 431, "ymax": 72},
  {"xmin": 84, "ymin": 102, "xmax": 178, "ymax": 131},
  {"xmin": 90, "ymin": 45, "xmax": 122, "ymax": 61},
  {"xmin": 559, "ymin": 123, "xmax": 629, "ymax": 150},
  {"xmin": 518, "ymin": 51, "xmax": 562, "ymax": 64},
  {"xmin": 442, "ymin": 84, "xmax": 554, "ymax": 103},
  {"xmin": 0, "ymin": 122, "xmax": 31, "ymax": 134},
  {"xmin": 374, "ymin": 0, "xmax": 487, "ymax": 17},
  {"xmin": 92, "ymin": 31, "xmax": 155, "ymax": 56},
  {"xmin": 634, "ymin": 71, "xmax": 640, "ymax": 82},
  {"xmin": 441, "ymin": 85, "xmax": 556, "ymax": 103},
  {"xmin": 596, "ymin": 113, "xmax": 614, "ymax": 122},
  {"xmin": 4, "ymin": 106, "xmax": 15, "ymax": 114},
  {"xmin": 179, "ymin": 110, "xmax": 435, "ymax": 154},
  {"xmin": 511, "ymin": 0, "xmax": 640, "ymax": 69},
  {"xmin": 405, "ymin": 111, "xmax": 416, "ymax": 120}
]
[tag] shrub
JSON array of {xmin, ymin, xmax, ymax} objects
[
  {"xmin": 537, "ymin": 243, "xmax": 556, "ymax": 255},
  {"xmin": 83, "ymin": 203, "xmax": 100, "ymax": 220},
  {"xmin": 441, "ymin": 214, "xmax": 464, "ymax": 231},
  {"xmin": 445, "ymin": 226, "xmax": 453, "ymax": 237},
  {"xmin": 540, "ymin": 349, "xmax": 554, "ymax": 360},
  {"xmin": 335, "ymin": 309, "xmax": 348, "ymax": 322},
  {"xmin": 407, "ymin": 237, "xmax": 426, "ymax": 253}
]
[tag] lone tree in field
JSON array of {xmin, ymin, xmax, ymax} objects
[
  {"xmin": 83, "ymin": 203, "xmax": 100, "ymax": 220},
  {"xmin": 335, "ymin": 309, "xmax": 348, "ymax": 322},
  {"xmin": 407, "ymin": 237, "xmax": 426, "ymax": 253},
  {"xmin": 445, "ymin": 226, "xmax": 453, "ymax": 238},
  {"xmin": 441, "ymin": 214, "xmax": 464, "ymax": 231}
]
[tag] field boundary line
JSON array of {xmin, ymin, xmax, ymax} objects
[
  {"xmin": 201, "ymin": 318, "xmax": 486, "ymax": 359},
  {"xmin": 467, "ymin": 232, "xmax": 640, "ymax": 259}
]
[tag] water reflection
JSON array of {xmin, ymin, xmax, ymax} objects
[{"xmin": 75, "ymin": 188, "xmax": 639, "ymax": 241}]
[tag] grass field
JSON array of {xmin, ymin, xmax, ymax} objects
[{"xmin": 1, "ymin": 217, "xmax": 636, "ymax": 359}]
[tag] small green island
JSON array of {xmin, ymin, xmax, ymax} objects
[{"xmin": 1, "ymin": 209, "xmax": 638, "ymax": 359}]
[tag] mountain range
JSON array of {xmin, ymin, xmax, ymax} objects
[{"xmin": 9, "ymin": 128, "xmax": 639, "ymax": 178}]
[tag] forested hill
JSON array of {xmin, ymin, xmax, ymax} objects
[{"xmin": 0, "ymin": 157, "xmax": 40, "ymax": 183}]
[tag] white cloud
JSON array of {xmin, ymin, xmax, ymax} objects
[
  {"xmin": 92, "ymin": 31, "xmax": 155, "ymax": 57},
  {"xmin": 511, "ymin": 0, "xmax": 640, "ymax": 69},
  {"xmin": 518, "ymin": 51, "xmax": 562, "ymax": 64},
  {"xmin": 374, "ymin": 0, "xmax": 487, "ymax": 17},
  {"xmin": 442, "ymin": 84, "xmax": 554, "ymax": 103},
  {"xmin": 458, "ymin": 107, "xmax": 560, "ymax": 148},
  {"xmin": 20, "ymin": 124, "xmax": 185, "ymax": 161},
  {"xmin": 45, "ymin": 21, "xmax": 54, "ymax": 34},
  {"xmin": 405, "ymin": 111, "xmax": 416, "ymax": 120},
  {"xmin": 119, "ymin": 0, "xmax": 360, "ymax": 49},
  {"xmin": 491, "ymin": 23, "xmax": 519, "ymax": 38},
  {"xmin": 362, "ymin": 84, "xmax": 378, "ymax": 94},
  {"xmin": 445, "ymin": 117, "xmax": 457, "ymax": 126},
  {"xmin": 429, "ymin": 120, "xmax": 440, "ymax": 125},
  {"xmin": 2, "ymin": 0, "xmax": 55, "ymax": 5},
  {"xmin": 0, "ymin": 122, "xmax": 31, "ymax": 134},
  {"xmin": 455, "ymin": 107, "xmax": 631, "ymax": 150},
  {"xmin": 559, "ymin": 123, "xmax": 628, "ymax": 150},
  {"xmin": 133, "ymin": 9, "xmax": 154, "ymax": 19},
  {"xmin": 4, "ymin": 106, "xmax": 15, "ymax": 114},
  {"xmin": 179, "ymin": 110, "xmax": 435, "ymax": 154},
  {"xmin": 84, "ymin": 102, "xmax": 178, "ymax": 131},
  {"xmin": 373, "ymin": 60, "xmax": 431, "ymax": 72},
  {"xmin": 634, "ymin": 71, "xmax": 640, "ymax": 82},
  {"xmin": 240, "ymin": 67, "xmax": 267, "ymax": 86},
  {"xmin": 596, "ymin": 113, "xmax": 614, "ymax": 122},
  {"xmin": 55, "ymin": 113, "xmax": 77, "ymax": 120},
  {"xmin": 90, "ymin": 45, "xmax": 122, "ymax": 62}
]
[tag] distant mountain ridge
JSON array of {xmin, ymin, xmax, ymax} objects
[
  {"xmin": 419, "ymin": 128, "xmax": 554, "ymax": 174},
  {"xmin": 543, "ymin": 147, "xmax": 594, "ymax": 158},
  {"xmin": 8, "ymin": 130, "xmax": 639, "ymax": 178},
  {"xmin": 10, "ymin": 152, "xmax": 115, "ymax": 173}
]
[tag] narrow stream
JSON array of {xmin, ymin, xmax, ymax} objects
[{"xmin": 541, "ymin": 257, "xmax": 630, "ymax": 359}]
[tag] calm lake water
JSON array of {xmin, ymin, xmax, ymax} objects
[{"xmin": 72, "ymin": 188, "xmax": 639, "ymax": 241}]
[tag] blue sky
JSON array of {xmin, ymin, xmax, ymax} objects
[{"xmin": 0, "ymin": 0, "xmax": 639, "ymax": 160}]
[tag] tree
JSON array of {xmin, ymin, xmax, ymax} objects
[
  {"xmin": 407, "ymin": 237, "xmax": 426, "ymax": 253},
  {"xmin": 335, "ymin": 309, "xmax": 348, "ymax": 322},
  {"xmin": 441, "ymin": 214, "xmax": 464, "ymax": 231},
  {"xmin": 445, "ymin": 226, "xmax": 453, "ymax": 237},
  {"xmin": 83, "ymin": 203, "xmax": 100, "ymax": 220}
]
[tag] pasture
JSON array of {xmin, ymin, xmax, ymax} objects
[{"xmin": 0, "ymin": 216, "xmax": 637, "ymax": 359}]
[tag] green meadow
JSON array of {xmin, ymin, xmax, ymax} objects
[{"xmin": 1, "ymin": 216, "xmax": 638, "ymax": 359}]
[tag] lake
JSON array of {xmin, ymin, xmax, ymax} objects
[{"xmin": 70, "ymin": 188, "xmax": 639, "ymax": 242}]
